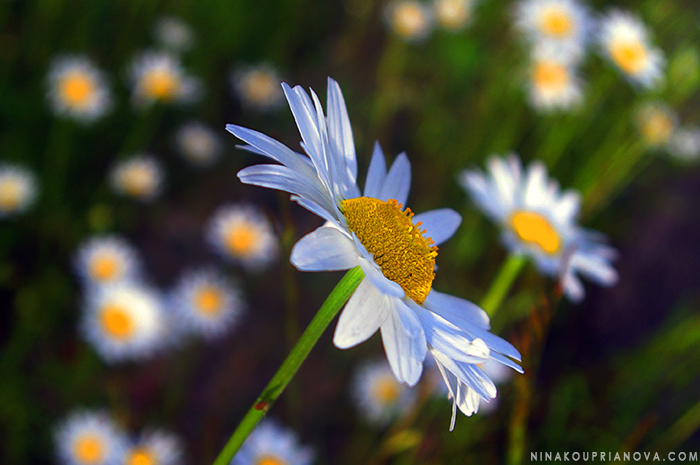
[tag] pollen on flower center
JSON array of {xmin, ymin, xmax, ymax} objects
[
  {"xmin": 100, "ymin": 304, "xmax": 134, "ymax": 339},
  {"xmin": 510, "ymin": 211, "xmax": 561, "ymax": 254},
  {"xmin": 610, "ymin": 39, "xmax": 647, "ymax": 73},
  {"xmin": 534, "ymin": 61, "xmax": 569, "ymax": 90},
  {"xmin": 126, "ymin": 449, "xmax": 155, "ymax": 465},
  {"xmin": 540, "ymin": 8, "xmax": 573, "ymax": 37},
  {"xmin": 91, "ymin": 256, "xmax": 118, "ymax": 281},
  {"xmin": 143, "ymin": 70, "xmax": 179, "ymax": 100},
  {"xmin": 225, "ymin": 225, "xmax": 255, "ymax": 256},
  {"xmin": 256, "ymin": 455, "xmax": 287, "ymax": 465},
  {"xmin": 0, "ymin": 181, "xmax": 21, "ymax": 210},
  {"xmin": 342, "ymin": 197, "xmax": 437, "ymax": 304},
  {"xmin": 375, "ymin": 378, "xmax": 400, "ymax": 403},
  {"xmin": 74, "ymin": 436, "xmax": 103, "ymax": 464},
  {"xmin": 194, "ymin": 287, "xmax": 222, "ymax": 315},
  {"xmin": 61, "ymin": 73, "xmax": 94, "ymax": 107}
]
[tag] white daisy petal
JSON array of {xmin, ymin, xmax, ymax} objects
[
  {"xmin": 326, "ymin": 77, "xmax": 357, "ymax": 184},
  {"xmin": 364, "ymin": 142, "xmax": 388, "ymax": 198},
  {"xmin": 413, "ymin": 208, "xmax": 462, "ymax": 246},
  {"xmin": 379, "ymin": 152, "xmax": 411, "ymax": 205},
  {"xmin": 334, "ymin": 278, "xmax": 390, "ymax": 348},
  {"xmin": 380, "ymin": 300, "xmax": 426, "ymax": 386},
  {"xmin": 290, "ymin": 226, "xmax": 359, "ymax": 271}
]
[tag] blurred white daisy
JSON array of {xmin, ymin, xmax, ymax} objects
[
  {"xmin": 231, "ymin": 420, "xmax": 314, "ymax": 465},
  {"xmin": 514, "ymin": 0, "xmax": 592, "ymax": 61},
  {"xmin": 153, "ymin": 16, "xmax": 194, "ymax": 52},
  {"xmin": 635, "ymin": 101, "xmax": 677, "ymax": 148},
  {"xmin": 598, "ymin": 10, "xmax": 665, "ymax": 89},
  {"xmin": 47, "ymin": 55, "xmax": 112, "ymax": 124},
  {"xmin": 667, "ymin": 126, "xmax": 700, "ymax": 162},
  {"xmin": 124, "ymin": 429, "xmax": 183, "ymax": 465},
  {"xmin": 175, "ymin": 121, "xmax": 223, "ymax": 168},
  {"xmin": 527, "ymin": 49, "xmax": 583, "ymax": 111},
  {"xmin": 384, "ymin": 1, "xmax": 434, "ymax": 42},
  {"xmin": 0, "ymin": 163, "xmax": 38, "ymax": 218},
  {"xmin": 73, "ymin": 235, "xmax": 142, "ymax": 287},
  {"xmin": 460, "ymin": 154, "xmax": 619, "ymax": 302},
  {"xmin": 128, "ymin": 51, "xmax": 201, "ymax": 107},
  {"xmin": 205, "ymin": 204, "xmax": 279, "ymax": 272},
  {"xmin": 169, "ymin": 267, "xmax": 244, "ymax": 341},
  {"xmin": 54, "ymin": 410, "xmax": 127, "ymax": 465},
  {"xmin": 108, "ymin": 154, "xmax": 164, "ymax": 202},
  {"xmin": 231, "ymin": 64, "xmax": 285, "ymax": 112},
  {"xmin": 352, "ymin": 359, "xmax": 417, "ymax": 426},
  {"xmin": 227, "ymin": 78, "xmax": 522, "ymax": 428},
  {"xmin": 81, "ymin": 283, "xmax": 168, "ymax": 363},
  {"xmin": 433, "ymin": 0, "xmax": 477, "ymax": 32}
]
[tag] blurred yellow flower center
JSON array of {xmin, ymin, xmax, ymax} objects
[
  {"xmin": 393, "ymin": 4, "xmax": 427, "ymax": 38},
  {"xmin": 126, "ymin": 449, "xmax": 155, "ymax": 465},
  {"xmin": 533, "ymin": 61, "xmax": 568, "ymax": 91},
  {"xmin": 74, "ymin": 436, "xmax": 103, "ymax": 464},
  {"xmin": 375, "ymin": 377, "xmax": 400, "ymax": 403},
  {"xmin": 342, "ymin": 197, "xmax": 437, "ymax": 304},
  {"xmin": 91, "ymin": 255, "xmax": 119, "ymax": 282},
  {"xmin": 510, "ymin": 211, "xmax": 561, "ymax": 254},
  {"xmin": 143, "ymin": 70, "xmax": 180, "ymax": 100},
  {"xmin": 122, "ymin": 167, "xmax": 154, "ymax": 197},
  {"xmin": 256, "ymin": 455, "xmax": 287, "ymax": 465},
  {"xmin": 0, "ymin": 180, "xmax": 21, "ymax": 211},
  {"xmin": 245, "ymin": 72, "xmax": 276, "ymax": 104},
  {"xmin": 225, "ymin": 224, "xmax": 256, "ymax": 256},
  {"xmin": 610, "ymin": 39, "xmax": 647, "ymax": 73},
  {"xmin": 540, "ymin": 8, "xmax": 573, "ymax": 37},
  {"xmin": 194, "ymin": 287, "xmax": 223, "ymax": 315},
  {"xmin": 642, "ymin": 112, "xmax": 673, "ymax": 145},
  {"xmin": 436, "ymin": 0, "xmax": 470, "ymax": 29},
  {"xmin": 61, "ymin": 73, "xmax": 95, "ymax": 107},
  {"xmin": 100, "ymin": 304, "xmax": 134, "ymax": 339}
]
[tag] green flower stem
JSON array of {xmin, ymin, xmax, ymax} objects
[
  {"xmin": 479, "ymin": 254, "xmax": 527, "ymax": 317},
  {"xmin": 212, "ymin": 266, "xmax": 365, "ymax": 465}
]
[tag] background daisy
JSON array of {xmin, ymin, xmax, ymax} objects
[
  {"xmin": 73, "ymin": 235, "xmax": 142, "ymax": 287},
  {"xmin": 352, "ymin": 359, "xmax": 418, "ymax": 425},
  {"xmin": 108, "ymin": 154, "xmax": 164, "ymax": 202},
  {"xmin": 47, "ymin": 55, "xmax": 112, "ymax": 124},
  {"xmin": 128, "ymin": 51, "xmax": 201, "ymax": 107},
  {"xmin": 231, "ymin": 420, "xmax": 314, "ymax": 465},
  {"xmin": 54, "ymin": 410, "xmax": 127, "ymax": 465},
  {"xmin": 0, "ymin": 163, "xmax": 38, "ymax": 218}
]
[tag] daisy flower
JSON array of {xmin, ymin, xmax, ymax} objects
[
  {"xmin": 54, "ymin": 410, "xmax": 127, "ymax": 465},
  {"xmin": 598, "ymin": 9, "xmax": 665, "ymax": 89},
  {"xmin": 123, "ymin": 429, "xmax": 183, "ymax": 465},
  {"xmin": 460, "ymin": 154, "xmax": 619, "ymax": 302},
  {"xmin": 433, "ymin": 0, "xmax": 477, "ymax": 32},
  {"xmin": 384, "ymin": 1, "xmax": 434, "ymax": 42},
  {"xmin": 108, "ymin": 154, "xmax": 164, "ymax": 202},
  {"xmin": 169, "ymin": 267, "xmax": 245, "ymax": 341},
  {"xmin": 231, "ymin": 420, "xmax": 314, "ymax": 465},
  {"xmin": 231, "ymin": 64, "xmax": 285, "ymax": 112},
  {"xmin": 128, "ymin": 51, "xmax": 201, "ymax": 108},
  {"xmin": 527, "ymin": 46, "xmax": 584, "ymax": 111},
  {"xmin": 73, "ymin": 235, "xmax": 142, "ymax": 287},
  {"xmin": 175, "ymin": 121, "xmax": 223, "ymax": 168},
  {"xmin": 667, "ymin": 126, "xmax": 700, "ymax": 162},
  {"xmin": 352, "ymin": 359, "xmax": 417, "ymax": 426},
  {"xmin": 153, "ymin": 16, "xmax": 194, "ymax": 52},
  {"xmin": 80, "ymin": 283, "xmax": 168, "ymax": 363},
  {"xmin": 47, "ymin": 55, "xmax": 112, "ymax": 124},
  {"xmin": 635, "ymin": 101, "xmax": 677, "ymax": 148},
  {"xmin": 227, "ymin": 78, "xmax": 522, "ymax": 427},
  {"xmin": 0, "ymin": 163, "xmax": 38, "ymax": 218},
  {"xmin": 205, "ymin": 204, "xmax": 279, "ymax": 272},
  {"xmin": 514, "ymin": 0, "xmax": 592, "ymax": 61}
]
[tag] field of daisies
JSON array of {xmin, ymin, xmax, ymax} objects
[{"xmin": 2, "ymin": 0, "xmax": 700, "ymax": 464}]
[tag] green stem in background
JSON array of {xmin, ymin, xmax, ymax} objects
[
  {"xmin": 647, "ymin": 397, "xmax": 700, "ymax": 453},
  {"xmin": 42, "ymin": 119, "xmax": 75, "ymax": 209},
  {"xmin": 479, "ymin": 254, "xmax": 527, "ymax": 317},
  {"xmin": 211, "ymin": 267, "xmax": 365, "ymax": 465}
]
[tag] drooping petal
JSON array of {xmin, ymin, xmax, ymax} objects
[
  {"xmin": 380, "ymin": 300, "xmax": 426, "ymax": 386},
  {"xmin": 364, "ymin": 142, "xmax": 387, "ymax": 198},
  {"xmin": 333, "ymin": 278, "xmax": 390, "ymax": 349},
  {"xmin": 379, "ymin": 152, "xmax": 411, "ymax": 206},
  {"xmin": 290, "ymin": 227, "xmax": 358, "ymax": 271},
  {"xmin": 417, "ymin": 308, "xmax": 491, "ymax": 364},
  {"xmin": 423, "ymin": 290, "xmax": 490, "ymax": 330},
  {"xmin": 413, "ymin": 209, "xmax": 462, "ymax": 246}
]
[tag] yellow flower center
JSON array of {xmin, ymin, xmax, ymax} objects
[
  {"xmin": 61, "ymin": 72, "xmax": 95, "ymax": 108},
  {"xmin": 642, "ymin": 112, "xmax": 673, "ymax": 145},
  {"xmin": 122, "ymin": 167, "xmax": 155, "ymax": 197},
  {"xmin": 342, "ymin": 197, "xmax": 437, "ymax": 304},
  {"xmin": 375, "ymin": 377, "xmax": 400, "ymax": 403},
  {"xmin": 393, "ymin": 4, "xmax": 428, "ymax": 38},
  {"xmin": 194, "ymin": 287, "xmax": 223, "ymax": 315},
  {"xmin": 610, "ymin": 39, "xmax": 647, "ymax": 74},
  {"xmin": 0, "ymin": 179, "xmax": 21, "ymax": 211},
  {"xmin": 533, "ymin": 61, "xmax": 569, "ymax": 91},
  {"xmin": 100, "ymin": 304, "xmax": 134, "ymax": 339},
  {"xmin": 90, "ymin": 255, "xmax": 119, "ymax": 282},
  {"xmin": 245, "ymin": 72, "xmax": 276, "ymax": 105},
  {"xmin": 225, "ymin": 224, "xmax": 256, "ymax": 256},
  {"xmin": 142, "ymin": 70, "xmax": 180, "ymax": 101},
  {"xmin": 540, "ymin": 8, "xmax": 573, "ymax": 37},
  {"xmin": 510, "ymin": 211, "xmax": 561, "ymax": 254},
  {"xmin": 126, "ymin": 448, "xmax": 156, "ymax": 465},
  {"xmin": 74, "ymin": 436, "xmax": 103, "ymax": 464},
  {"xmin": 256, "ymin": 455, "xmax": 287, "ymax": 465},
  {"xmin": 436, "ymin": 0, "xmax": 470, "ymax": 30}
]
